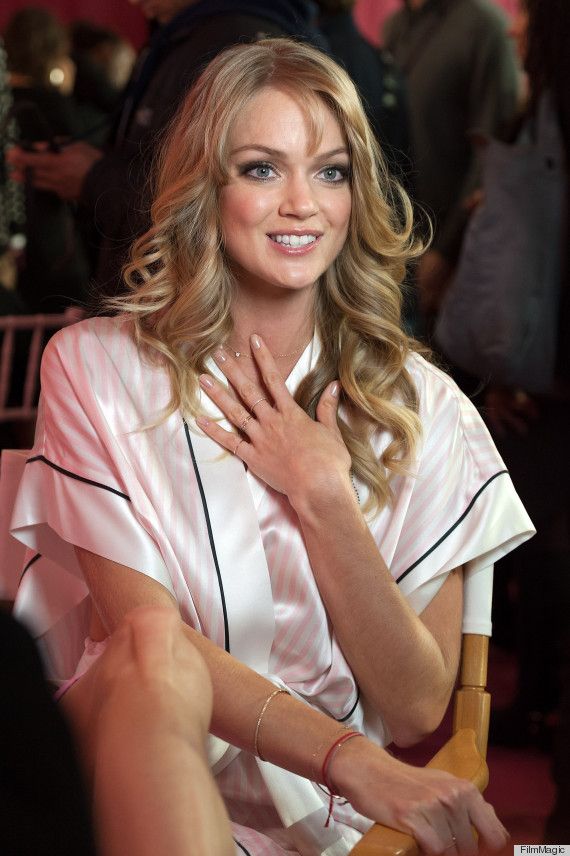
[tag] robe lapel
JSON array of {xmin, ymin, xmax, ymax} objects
[{"xmin": 188, "ymin": 356, "xmax": 275, "ymax": 672}]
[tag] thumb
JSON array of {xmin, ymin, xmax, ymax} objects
[{"xmin": 316, "ymin": 381, "xmax": 341, "ymax": 429}]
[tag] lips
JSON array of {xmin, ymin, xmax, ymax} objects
[
  {"xmin": 266, "ymin": 232, "xmax": 322, "ymax": 255},
  {"xmin": 270, "ymin": 234, "xmax": 316, "ymax": 247}
]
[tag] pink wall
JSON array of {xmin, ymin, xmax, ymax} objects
[
  {"xmin": 1, "ymin": 0, "xmax": 148, "ymax": 48},
  {"xmin": 354, "ymin": 0, "xmax": 521, "ymax": 47}
]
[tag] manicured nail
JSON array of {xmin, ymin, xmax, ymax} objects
[
  {"xmin": 196, "ymin": 415, "xmax": 210, "ymax": 428},
  {"xmin": 199, "ymin": 374, "xmax": 214, "ymax": 388},
  {"xmin": 330, "ymin": 382, "xmax": 340, "ymax": 397},
  {"xmin": 251, "ymin": 334, "xmax": 262, "ymax": 349},
  {"xmin": 214, "ymin": 348, "xmax": 227, "ymax": 363}
]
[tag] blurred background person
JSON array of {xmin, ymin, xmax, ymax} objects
[
  {"xmin": 3, "ymin": 7, "xmax": 94, "ymax": 313},
  {"xmin": 0, "ymin": 36, "xmax": 25, "ymax": 310},
  {"xmin": 70, "ymin": 20, "xmax": 136, "ymax": 145},
  {"xmin": 1, "ymin": 36, "xmax": 28, "ymax": 452},
  {"xmin": 315, "ymin": 0, "xmax": 413, "ymax": 190},
  {"xmin": 384, "ymin": 0, "xmax": 521, "ymax": 332},
  {"xmin": 478, "ymin": 0, "xmax": 569, "ymax": 842},
  {"xmin": 0, "ymin": 606, "xmax": 234, "ymax": 856},
  {"xmin": 6, "ymin": 0, "xmax": 326, "ymax": 300},
  {"xmin": 315, "ymin": 0, "xmax": 419, "ymax": 331}
]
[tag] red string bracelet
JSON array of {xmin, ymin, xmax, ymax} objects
[{"xmin": 320, "ymin": 730, "xmax": 364, "ymax": 827}]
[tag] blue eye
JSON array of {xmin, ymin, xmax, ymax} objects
[
  {"xmin": 241, "ymin": 162, "xmax": 277, "ymax": 180},
  {"xmin": 318, "ymin": 165, "xmax": 349, "ymax": 183}
]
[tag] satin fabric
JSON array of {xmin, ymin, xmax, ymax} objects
[{"xmin": 9, "ymin": 316, "xmax": 534, "ymax": 854}]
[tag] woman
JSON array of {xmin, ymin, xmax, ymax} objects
[{"xmin": 11, "ymin": 39, "xmax": 533, "ymax": 855}]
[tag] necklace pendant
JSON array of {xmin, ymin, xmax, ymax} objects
[{"xmin": 234, "ymin": 352, "xmax": 241, "ymax": 358}]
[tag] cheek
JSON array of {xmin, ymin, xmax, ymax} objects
[
  {"xmin": 220, "ymin": 186, "xmax": 274, "ymax": 230},
  {"xmin": 331, "ymin": 192, "xmax": 352, "ymax": 237}
]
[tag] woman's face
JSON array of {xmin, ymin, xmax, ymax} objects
[{"xmin": 219, "ymin": 85, "xmax": 352, "ymax": 298}]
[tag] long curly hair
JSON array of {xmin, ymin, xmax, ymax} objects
[{"xmin": 112, "ymin": 38, "xmax": 426, "ymax": 512}]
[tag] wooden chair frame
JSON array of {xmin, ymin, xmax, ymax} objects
[{"xmin": 350, "ymin": 632, "xmax": 491, "ymax": 855}]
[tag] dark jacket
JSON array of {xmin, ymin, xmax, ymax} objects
[
  {"xmin": 318, "ymin": 9, "xmax": 413, "ymax": 191},
  {"xmin": 12, "ymin": 86, "xmax": 92, "ymax": 312}
]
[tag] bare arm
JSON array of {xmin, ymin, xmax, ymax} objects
[
  {"xmin": 197, "ymin": 338, "xmax": 462, "ymax": 745},
  {"xmin": 75, "ymin": 548, "xmax": 506, "ymax": 856},
  {"xmin": 91, "ymin": 607, "xmax": 234, "ymax": 856}
]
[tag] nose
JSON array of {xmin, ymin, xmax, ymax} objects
[{"xmin": 278, "ymin": 174, "xmax": 319, "ymax": 219}]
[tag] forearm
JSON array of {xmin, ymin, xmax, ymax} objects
[
  {"xmin": 181, "ymin": 622, "xmax": 365, "ymax": 780},
  {"xmin": 94, "ymin": 681, "xmax": 234, "ymax": 856},
  {"xmin": 74, "ymin": 546, "xmax": 379, "ymax": 785},
  {"xmin": 292, "ymin": 482, "xmax": 458, "ymax": 743}
]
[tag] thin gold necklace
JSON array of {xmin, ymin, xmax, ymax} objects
[{"xmin": 226, "ymin": 339, "xmax": 311, "ymax": 359}]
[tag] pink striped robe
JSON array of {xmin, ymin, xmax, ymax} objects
[{"xmin": 11, "ymin": 317, "xmax": 533, "ymax": 855}]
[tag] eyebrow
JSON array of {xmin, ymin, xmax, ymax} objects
[{"xmin": 229, "ymin": 145, "xmax": 349, "ymax": 159}]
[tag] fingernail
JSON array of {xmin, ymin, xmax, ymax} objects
[
  {"xmin": 199, "ymin": 374, "xmax": 214, "ymax": 388},
  {"xmin": 214, "ymin": 348, "xmax": 227, "ymax": 363},
  {"xmin": 251, "ymin": 334, "xmax": 262, "ymax": 349},
  {"xmin": 330, "ymin": 382, "xmax": 340, "ymax": 397},
  {"xmin": 196, "ymin": 415, "xmax": 210, "ymax": 428}
]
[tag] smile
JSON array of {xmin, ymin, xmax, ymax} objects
[{"xmin": 269, "ymin": 234, "xmax": 317, "ymax": 247}]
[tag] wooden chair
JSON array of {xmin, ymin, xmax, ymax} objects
[
  {"xmin": 0, "ymin": 309, "xmax": 80, "ymax": 423},
  {"xmin": 350, "ymin": 564, "xmax": 493, "ymax": 855}
]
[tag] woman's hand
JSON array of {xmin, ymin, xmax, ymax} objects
[
  {"xmin": 333, "ymin": 738, "xmax": 509, "ymax": 856},
  {"xmin": 196, "ymin": 334, "xmax": 353, "ymax": 508}
]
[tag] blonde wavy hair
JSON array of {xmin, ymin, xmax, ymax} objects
[{"xmin": 114, "ymin": 37, "xmax": 426, "ymax": 512}]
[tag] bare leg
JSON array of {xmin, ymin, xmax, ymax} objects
[{"xmin": 61, "ymin": 606, "xmax": 234, "ymax": 856}]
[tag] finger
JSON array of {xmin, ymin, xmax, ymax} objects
[
  {"xmin": 315, "ymin": 381, "xmax": 341, "ymax": 430},
  {"xmin": 466, "ymin": 797, "xmax": 509, "ymax": 851},
  {"xmin": 199, "ymin": 374, "xmax": 260, "ymax": 437},
  {"xmin": 439, "ymin": 804, "xmax": 477, "ymax": 856},
  {"xmin": 417, "ymin": 806, "xmax": 462, "ymax": 856},
  {"xmin": 399, "ymin": 807, "xmax": 447, "ymax": 856},
  {"xmin": 195, "ymin": 415, "xmax": 252, "ymax": 463},
  {"xmin": 212, "ymin": 349, "xmax": 273, "ymax": 417},
  {"xmin": 249, "ymin": 335, "xmax": 294, "ymax": 411}
]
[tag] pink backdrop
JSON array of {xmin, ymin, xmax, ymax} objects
[
  {"xmin": 0, "ymin": 0, "xmax": 521, "ymax": 52},
  {"xmin": 0, "ymin": 0, "xmax": 148, "ymax": 48}
]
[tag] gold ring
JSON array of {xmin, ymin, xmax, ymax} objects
[
  {"xmin": 233, "ymin": 437, "xmax": 245, "ymax": 456},
  {"xmin": 240, "ymin": 414, "xmax": 255, "ymax": 432},
  {"xmin": 250, "ymin": 397, "xmax": 268, "ymax": 413}
]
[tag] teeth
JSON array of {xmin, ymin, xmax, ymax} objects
[{"xmin": 271, "ymin": 234, "xmax": 317, "ymax": 246}]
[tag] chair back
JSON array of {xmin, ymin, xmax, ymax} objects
[{"xmin": 0, "ymin": 310, "xmax": 79, "ymax": 423}]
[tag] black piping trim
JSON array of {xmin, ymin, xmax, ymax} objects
[
  {"xmin": 18, "ymin": 552, "xmax": 41, "ymax": 586},
  {"xmin": 183, "ymin": 420, "xmax": 230, "ymax": 654},
  {"xmin": 234, "ymin": 840, "xmax": 252, "ymax": 855},
  {"xmin": 336, "ymin": 687, "xmax": 361, "ymax": 722},
  {"xmin": 26, "ymin": 455, "xmax": 131, "ymax": 501},
  {"xmin": 397, "ymin": 470, "xmax": 509, "ymax": 584}
]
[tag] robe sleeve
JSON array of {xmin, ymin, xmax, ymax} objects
[
  {"xmin": 11, "ymin": 326, "xmax": 172, "ymax": 592},
  {"xmin": 390, "ymin": 355, "xmax": 534, "ymax": 633},
  {"xmin": 9, "ymin": 324, "xmax": 174, "ymax": 677}
]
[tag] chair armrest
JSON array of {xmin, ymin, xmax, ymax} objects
[{"xmin": 349, "ymin": 729, "xmax": 488, "ymax": 856}]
